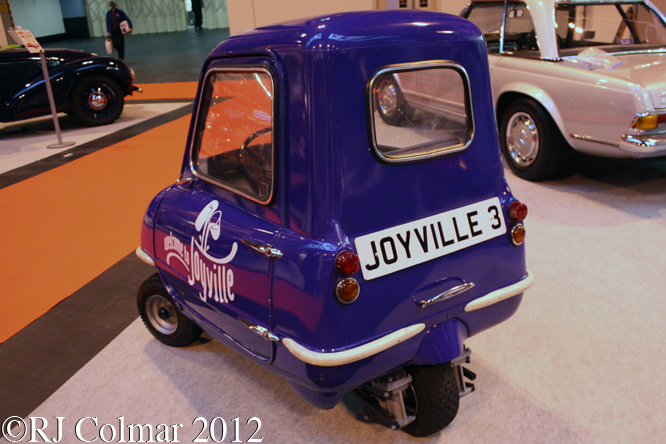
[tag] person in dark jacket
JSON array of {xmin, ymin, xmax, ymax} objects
[
  {"xmin": 106, "ymin": 1, "xmax": 132, "ymax": 60},
  {"xmin": 192, "ymin": 0, "xmax": 204, "ymax": 31}
]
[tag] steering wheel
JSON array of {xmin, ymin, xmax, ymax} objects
[{"xmin": 238, "ymin": 127, "xmax": 272, "ymax": 196}]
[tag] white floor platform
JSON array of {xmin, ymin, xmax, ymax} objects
[{"xmin": 0, "ymin": 103, "xmax": 188, "ymax": 175}]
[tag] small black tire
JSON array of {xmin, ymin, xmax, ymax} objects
[
  {"xmin": 500, "ymin": 97, "xmax": 568, "ymax": 181},
  {"xmin": 401, "ymin": 364, "xmax": 460, "ymax": 437},
  {"xmin": 70, "ymin": 75, "xmax": 125, "ymax": 126},
  {"xmin": 374, "ymin": 74, "xmax": 413, "ymax": 126},
  {"xmin": 137, "ymin": 274, "xmax": 202, "ymax": 347}
]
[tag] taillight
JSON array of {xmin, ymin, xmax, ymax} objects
[
  {"xmin": 336, "ymin": 277, "xmax": 360, "ymax": 304},
  {"xmin": 509, "ymin": 201, "xmax": 527, "ymax": 246},
  {"xmin": 335, "ymin": 250, "xmax": 360, "ymax": 304},
  {"xmin": 509, "ymin": 201, "xmax": 528, "ymax": 221},
  {"xmin": 335, "ymin": 250, "xmax": 360, "ymax": 276},
  {"xmin": 510, "ymin": 223, "xmax": 526, "ymax": 246}
]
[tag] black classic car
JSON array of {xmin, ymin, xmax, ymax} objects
[{"xmin": 0, "ymin": 47, "xmax": 139, "ymax": 126}]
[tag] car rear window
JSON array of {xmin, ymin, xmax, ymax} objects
[
  {"xmin": 369, "ymin": 63, "xmax": 473, "ymax": 163},
  {"xmin": 191, "ymin": 68, "xmax": 274, "ymax": 203}
]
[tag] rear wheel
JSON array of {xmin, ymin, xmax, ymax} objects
[
  {"xmin": 137, "ymin": 274, "xmax": 202, "ymax": 347},
  {"xmin": 401, "ymin": 364, "xmax": 460, "ymax": 437},
  {"xmin": 70, "ymin": 75, "xmax": 125, "ymax": 126},
  {"xmin": 500, "ymin": 97, "xmax": 567, "ymax": 181}
]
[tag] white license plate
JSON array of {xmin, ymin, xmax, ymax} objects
[{"xmin": 354, "ymin": 197, "xmax": 506, "ymax": 280}]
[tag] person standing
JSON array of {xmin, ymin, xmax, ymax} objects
[
  {"xmin": 192, "ymin": 0, "xmax": 203, "ymax": 31},
  {"xmin": 106, "ymin": 1, "xmax": 132, "ymax": 60}
]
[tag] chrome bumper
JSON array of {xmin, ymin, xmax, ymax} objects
[
  {"xmin": 284, "ymin": 271, "xmax": 534, "ymax": 367},
  {"xmin": 284, "ymin": 324, "xmax": 425, "ymax": 367},
  {"xmin": 135, "ymin": 247, "xmax": 155, "ymax": 266},
  {"xmin": 620, "ymin": 133, "xmax": 666, "ymax": 155},
  {"xmin": 465, "ymin": 271, "xmax": 534, "ymax": 312}
]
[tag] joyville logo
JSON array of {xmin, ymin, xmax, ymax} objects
[{"xmin": 162, "ymin": 200, "xmax": 237, "ymax": 305}]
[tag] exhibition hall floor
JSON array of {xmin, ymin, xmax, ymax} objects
[{"xmin": 2, "ymin": 29, "xmax": 666, "ymax": 443}]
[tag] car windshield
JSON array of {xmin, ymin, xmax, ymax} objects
[
  {"xmin": 465, "ymin": 2, "xmax": 542, "ymax": 54},
  {"xmin": 465, "ymin": 1, "xmax": 666, "ymax": 57},
  {"xmin": 555, "ymin": 2, "xmax": 666, "ymax": 56}
]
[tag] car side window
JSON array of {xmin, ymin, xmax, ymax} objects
[
  {"xmin": 370, "ymin": 64, "xmax": 473, "ymax": 163},
  {"xmin": 466, "ymin": 3, "xmax": 538, "ymax": 53},
  {"xmin": 192, "ymin": 68, "xmax": 274, "ymax": 203}
]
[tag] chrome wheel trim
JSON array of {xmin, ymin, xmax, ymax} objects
[
  {"xmin": 377, "ymin": 79, "xmax": 398, "ymax": 117},
  {"xmin": 506, "ymin": 112, "xmax": 539, "ymax": 167},
  {"xmin": 87, "ymin": 88, "xmax": 109, "ymax": 110},
  {"xmin": 145, "ymin": 294, "xmax": 178, "ymax": 335}
]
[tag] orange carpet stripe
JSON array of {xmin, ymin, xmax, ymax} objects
[
  {"xmin": 0, "ymin": 115, "xmax": 191, "ymax": 343},
  {"xmin": 127, "ymin": 82, "xmax": 199, "ymax": 101}
]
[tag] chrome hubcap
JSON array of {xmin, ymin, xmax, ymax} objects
[
  {"xmin": 88, "ymin": 90, "xmax": 108, "ymax": 110},
  {"xmin": 145, "ymin": 294, "xmax": 178, "ymax": 335},
  {"xmin": 506, "ymin": 112, "xmax": 539, "ymax": 167},
  {"xmin": 377, "ymin": 79, "xmax": 398, "ymax": 117}
]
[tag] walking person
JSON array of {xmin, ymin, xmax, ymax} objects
[
  {"xmin": 106, "ymin": 1, "xmax": 132, "ymax": 60},
  {"xmin": 192, "ymin": 0, "xmax": 204, "ymax": 31}
]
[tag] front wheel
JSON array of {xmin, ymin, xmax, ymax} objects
[
  {"xmin": 500, "ymin": 98, "xmax": 567, "ymax": 181},
  {"xmin": 401, "ymin": 364, "xmax": 460, "ymax": 437},
  {"xmin": 70, "ymin": 75, "xmax": 125, "ymax": 126},
  {"xmin": 137, "ymin": 274, "xmax": 202, "ymax": 347}
]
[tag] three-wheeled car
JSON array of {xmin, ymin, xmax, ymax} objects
[{"xmin": 135, "ymin": 10, "xmax": 533, "ymax": 437}]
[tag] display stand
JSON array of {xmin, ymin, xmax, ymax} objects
[{"xmin": 8, "ymin": 27, "xmax": 75, "ymax": 149}]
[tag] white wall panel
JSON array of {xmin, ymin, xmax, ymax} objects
[
  {"xmin": 439, "ymin": 0, "xmax": 471, "ymax": 15},
  {"xmin": 83, "ymin": 0, "xmax": 229, "ymax": 37},
  {"xmin": 10, "ymin": 0, "xmax": 65, "ymax": 38}
]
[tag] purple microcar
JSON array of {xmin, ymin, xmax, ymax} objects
[{"xmin": 135, "ymin": 10, "xmax": 533, "ymax": 437}]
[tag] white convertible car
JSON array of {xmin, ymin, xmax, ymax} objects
[{"xmin": 460, "ymin": 0, "xmax": 666, "ymax": 180}]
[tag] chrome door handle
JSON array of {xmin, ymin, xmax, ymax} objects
[
  {"xmin": 238, "ymin": 317, "xmax": 280, "ymax": 342},
  {"xmin": 419, "ymin": 282, "xmax": 475, "ymax": 308},
  {"xmin": 241, "ymin": 239, "xmax": 283, "ymax": 258},
  {"xmin": 175, "ymin": 177, "xmax": 196, "ymax": 187}
]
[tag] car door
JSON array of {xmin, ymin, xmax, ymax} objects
[
  {"xmin": 0, "ymin": 58, "xmax": 41, "ymax": 119},
  {"xmin": 155, "ymin": 64, "xmax": 280, "ymax": 362}
]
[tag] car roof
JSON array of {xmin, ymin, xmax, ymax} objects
[{"xmin": 210, "ymin": 10, "xmax": 481, "ymax": 57}]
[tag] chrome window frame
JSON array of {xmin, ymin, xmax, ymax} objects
[
  {"xmin": 189, "ymin": 66, "xmax": 276, "ymax": 205},
  {"xmin": 367, "ymin": 61, "xmax": 475, "ymax": 164}
]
